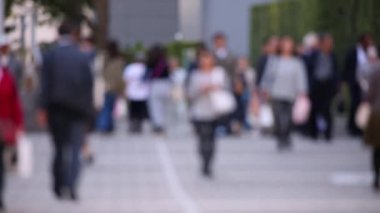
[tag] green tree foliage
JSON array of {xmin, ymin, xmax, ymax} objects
[
  {"xmin": 250, "ymin": 0, "xmax": 380, "ymax": 65},
  {"xmin": 5, "ymin": 0, "xmax": 92, "ymax": 21}
]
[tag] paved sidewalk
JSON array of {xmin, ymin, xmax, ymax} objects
[{"xmin": 5, "ymin": 125, "xmax": 380, "ymax": 213}]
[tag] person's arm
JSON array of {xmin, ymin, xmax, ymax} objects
[
  {"xmin": 259, "ymin": 57, "xmax": 275, "ymax": 98},
  {"xmin": 297, "ymin": 60, "xmax": 308, "ymax": 96},
  {"xmin": 342, "ymin": 49, "xmax": 355, "ymax": 84},
  {"xmin": 37, "ymin": 51, "xmax": 53, "ymax": 127},
  {"xmin": 367, "ymin": 72, "xmax": 380, "ymax": 104},
  {"xmin": 10, "ymin": 74, "xmax": 24, "ymax": 131}
]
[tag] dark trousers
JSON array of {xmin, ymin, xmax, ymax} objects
[
  {"xmin": 128, "ymin": 100, "xmax": 148, "ymax": 133},
  {"xmin": 48, "ymin": 110, "xmax": 86, "ymax": 194},
  {"xmin": 348, "ymin": 87, "xmax": 362, "ymax": 136},
  {"xmin": 233, "ymin": 92, "xmax": 250, "ymax": 128},
  {"xmin": 194, "ymin": 121, "xmax": 217, "ymax": 172},
  {"xmin": 373, "ymin": 148, "xmax": 380, "ymax": 184},
  {"xmin": 97, "ymin": 92, "xmax": 117, "ymax": 132},
  {"xmin": 310, "ymin": 81, "xmax": 334, "ymax": 140},
  {"xmin": 272, "ymin": 100, "xmax": 293, "ymax": 149}
]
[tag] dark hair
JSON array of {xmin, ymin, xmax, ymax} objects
[
  {"xmin": 147, "ymin": 44, "xmax": 167, "ymax": 69},
  {"xmin": 319, "ymin": 32, "xmax": 332, "ymax": 42},
  {"xmin": 83, "ymin": 36, "xmax": 96, "ymax": 45},
  {"xmin": 358, "ymin": 32, "xmax": 373, "ymax": 43},
  {"xmin": 106, "ymin": 40, "xmax": 120, "ymax": 58},
  {"xmin": 58, "ymin": 20, "xmax": 80, "ymax": 36},
  {"xmin": 213, "ymin": 32, "xmax": 226, "ymax": 41},
  {"xmin": 278, "ymin": 36, "xmax": 297, "ymax": 56}
]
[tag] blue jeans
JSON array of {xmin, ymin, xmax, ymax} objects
[
  {"xmin": 48, "ymin": 109, "xmax": 86, "ymax": 193},
  {"xmin": 97, "ymin": 92, "xmax": 117, "ymax": 132}
]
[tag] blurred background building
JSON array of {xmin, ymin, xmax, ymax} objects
[{"xmin": 109, "ymin": 0, "xmax": 277, "ymax": 55}]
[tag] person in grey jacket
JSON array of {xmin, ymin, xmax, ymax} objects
[
  {"xmin": 261, "ymin": 36, "xmax": 308, "ymax": 150},
  {"xmin": 188, "ymin": 50, "xmax": 230, "ymax": 177},
  {"xmin": 38, "ymin": 20, "xmax": 93, "ymax": 201}
]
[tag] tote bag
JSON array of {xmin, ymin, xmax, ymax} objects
[
  {"xmin": 210, "ymin": 90, "xmax": 236, "ymax": 116},
  {"xmin": 259, "ymin": 103, "xmax": 274, "ymax": 129},
  {"xmin": 356, "ymin": 102, "xmax": 371, "ymax": 130},
  {"xmin": 292, "ymin": 95, "xmax": 311, "ymax": 125},
  {"xmin": 209, "ymin": 68, "xmax": 236, "ymax": 117},
  {"xmin": 17, "ymin": 134, "xmax": 33, "ymax": 178}
]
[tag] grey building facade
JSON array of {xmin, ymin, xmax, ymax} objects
[{"xmin": 109, "ymin": 0, "xmax": 276, "ymax": 54}]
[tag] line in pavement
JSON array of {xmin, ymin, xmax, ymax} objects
[{"xmin": 155, "ymin": 138, "xmax": 200, "ymax": 213}]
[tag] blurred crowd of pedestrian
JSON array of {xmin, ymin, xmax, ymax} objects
[{"xmin": 1, "ymin": 18, "xmax": 380, "ymax": 211}]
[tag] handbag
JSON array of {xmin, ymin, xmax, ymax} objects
[
  {"xmin": 259, "ymin": 103, "xmax": 274, "ymax": 129},
  {"xmin": 17, "ymin": 134, "xmax": 33, "ymax": 178},
  {"xmin": 292, "ymin": 95, "xmax": 311, "ymax": 125},
  {"xmin": 209, "ymin": 68, "xmax": 236, "ymax": 116},
  {"xmin": 356, "ymin": 102, "xmax": 371, "ymax": 130},
  {"xmin": 209, "ymin": 90, "xmax": 237, "ymax": 116}
]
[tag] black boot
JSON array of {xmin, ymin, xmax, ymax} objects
[
  {"xmin": 373, "ymin": 179, "xmax": 380, "ymax": 192},
  {"xmin": 202, "ymin": 153, "xmax": 213, "ymax": 178},
  {"xmin": 53, "ymin": 183, "xmax": 63, "ymax": 200},
  {"xmin": 0, "ymin": 199, "xmax": 5, "ymax": 212}
]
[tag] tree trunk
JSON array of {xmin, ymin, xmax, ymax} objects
[{"xmin": 93, "ymin": 0, "xmax": 108, "ymax": 48}]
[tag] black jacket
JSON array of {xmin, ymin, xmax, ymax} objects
[
  {"xmin": 40, "ymin": 41, "xmax": 94, "ymax": 118},
  {"xmin": 308, "ymin": 51, "xmax": 339, "ymax": 92}
]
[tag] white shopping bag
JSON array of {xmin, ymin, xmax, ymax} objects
[
  {"xmin": 17, "ymin": 134, "xmax": 33, "ymax": 178},
  {"xmin": 292, "ymin": 96, "xmax": 311, "ymax": 125},
  {"xmin": 260, "ymin": 103, "xmax": 274, "ymax": 129},
  {"xmin": 356, "ymin": 102, "xmax": 371, "ymax": 130},
  {"xmin": 114, "ymin": 98, "xmax": 127, "ymax": 120}
]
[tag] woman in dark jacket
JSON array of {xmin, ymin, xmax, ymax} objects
[
  {"xmin": 0, "ymin": 67, "xmax": 23, "ymax": 210},
  {"xmin": 365, "ymin": 67, "xmax": 380, "ymax": 191}
]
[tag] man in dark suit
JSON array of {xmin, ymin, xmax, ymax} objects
[
  {"xmin": 38, "ymin": 20, "xmax": 93, "ymax": 201},
  {"xmin": 343, "ymin": 33, "xmax": 374, "ymax": 136},
  {"xmin": 308, "ymin": 33, "xmax": 339, "ymax": 141}
]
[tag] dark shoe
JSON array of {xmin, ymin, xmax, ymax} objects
[
  {"xmin": 373, "ymin": 181, "xmax": 380, "ymax": 192},
  {"xmin": 70, "ymin": 190, "xmax": 79, "ymax": 202},
  {"xmin": 53, "ymin": 185, "xmax": 63, "ymax": 200},
  {"xmin": 202, "ymin": 164, "xmax": 213, "ymax": 178},
  {"xmin": 83, "ymin": 154, "xmax": 95, "ymax": 166},
  {"xmin": 202, "ymin": 168, "xmax": 212, "ymax": 178},
  {"xmin": 0, "ymin": 200, "xmax": 5, "ymax": 212}
]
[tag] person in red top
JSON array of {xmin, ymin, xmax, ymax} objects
[{"xmin": 0, "ymin": 66, "xmax": 23, "ymax": 211}]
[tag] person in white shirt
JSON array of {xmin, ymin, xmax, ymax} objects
[{"xmin": 123, "ymin": 54, "xmax": 150, "ymax": 133}]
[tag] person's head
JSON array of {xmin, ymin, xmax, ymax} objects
[
  {"xmin": 199, "ymin": 51, "xmax": 215, "ymax": 72},
  {"xmin": 319, "ymin": 33, "xmax": 334, "ymax": 53},
  {"xmin": 303, "ymin": 32, "xmax": 319, "ymax": 51},
  {"xmin": 134, "ymin": 51, "xmax": 146, "ymax": 63},
  {"xmin": 169, "ymin": 57, "xmax": 180, "ymax": 71},
  {"xmin": 195, "ymin": 42, "xmax": 208, "ymax": 59},
  {"xmin": 359, "ymin": 33, "xmax": 374, "ymax": 50},
  {"xmin": 0, "ymin": 35, "xmax": 10, "ymax": 55},
  {"xmin": 237, "ymin": 56, "xmax": 250, "ymax": 71},
  {"xmin": 213, "ymin": 32, "xmax": 227, "ymax": 50},
  {"xmin": 279, "ymin": 36, "xmax": 296, "ymax": 57},
  {"xmin": 147, "ymin": 44, "xmax": 167, "ymax": 67},
  {"xmin": 106, "ymin": 40, "xmax": 120, "ymax": 58},
  {"xmin": 264, "ymin": 36, "xmax": 280, "ymax": 55},
  {"xmin": 58, "ymin": 20, "xmax": 81, "ymax": 42}
]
